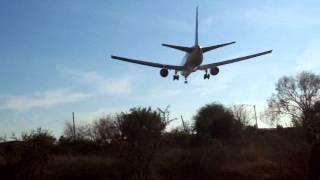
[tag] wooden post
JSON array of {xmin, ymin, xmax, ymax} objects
[
  {"xmin": 253, "ymin": 105, "xmax": 258, "ymax": 128},
  {"xmin": 72, "ymin": 112, "xmax": 76, "ymax": 140}
]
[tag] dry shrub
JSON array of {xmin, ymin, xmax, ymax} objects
[
  {"xmin": 0, "ymin": 128, "xmax": 55, "ymax": 179},
  {"xmin": 46, "ymin": 155, "xmax": 121, "ymax": 180},
  {"xmin": 155, "ymin": 140, "xmax": 226, "ymax": 180}
]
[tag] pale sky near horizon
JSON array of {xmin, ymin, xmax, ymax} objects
[{"xmin": 1, "ymin": 0, "xmax": 320, "ymax": 137}]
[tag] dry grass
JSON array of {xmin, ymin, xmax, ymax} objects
[{"xmin": 0, "ymin": 128, "xmax": 313, "ymax": 180}]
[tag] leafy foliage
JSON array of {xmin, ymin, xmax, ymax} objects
[
  {"xmin": 118, "ymin": 107, "xmax": 165, "ymax": 143},
  {"xmin": 117, "ymin": 107, "xmax": 167, "ymax": 180},
  {"xmin": 194, "ymin": 102, "xmax": 243, "ymax": 139}
]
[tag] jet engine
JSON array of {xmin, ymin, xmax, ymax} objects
[
  {"xmin": 160, "ymin": 68, "xmax": 169, "ymax": 77},
  {"xmin": 210, "ymin": 66, "xmax": 219, "ymax": 75}
]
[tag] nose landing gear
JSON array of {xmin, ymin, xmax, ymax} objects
[{"xmin": 184, "ymin": 77, "xmax": 188, "ymax": 84}]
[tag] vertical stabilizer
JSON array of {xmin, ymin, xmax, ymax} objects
[{"xmin": 195, "ymin": 7, "xmax": 199, "ymax": 46}]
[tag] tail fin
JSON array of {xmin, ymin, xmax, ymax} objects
[{"xmin": 195, "ymin": 7, "xmax": 199, "ymax": 46}]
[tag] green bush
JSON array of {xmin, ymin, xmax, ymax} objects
[
  {"xmin": 194, "ymin": 103, "xmax": 243, "ymax": 139},
  {"xmin": 117, "ymin": 107, "xmax": 167, "ymax": 180}
]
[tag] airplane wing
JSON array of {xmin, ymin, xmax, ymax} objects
[
  {"xmin": 111, "ymin": 55, "xmax": 184, "ymax": 71},
  {"xmin": 198, "ymin": 50, "xmax": 272, "ymax": 70}
]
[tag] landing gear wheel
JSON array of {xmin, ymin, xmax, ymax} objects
[
  {"xmin": 173, "ymin": 75, "xmax": 179, "ymax": 80},
  {"xmin": 204, "ymin": 74, "xmax": 210, "ymax": 79},
  {"xmin": 184, "ymin": 77, "xmax": 188, "ymax": 84}
]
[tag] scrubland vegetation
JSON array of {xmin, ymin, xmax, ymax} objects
[{"xmin": 1, "ymin": 71, "xmax": 320, "ymax": 180}]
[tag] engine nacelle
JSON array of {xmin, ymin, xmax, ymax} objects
[
  {"xmin": 160, "ymin": 68, "xmax": 169, "ymax": 77},
  {"xmin": 210, "ymin": 66, "xmax": 219, "ymax": 75}
]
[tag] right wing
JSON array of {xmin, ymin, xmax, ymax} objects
[
  {"xmin": 111, "ymin": 55, "xmax": 184, "ymax": 71},
  {"xmin": 198, "ymin": 50, "xmax": 272, "ymax": 70}
]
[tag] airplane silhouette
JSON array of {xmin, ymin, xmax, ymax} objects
[{"xmin": 111, "ymin": 7, "xmax": 272, "ymax": 84}]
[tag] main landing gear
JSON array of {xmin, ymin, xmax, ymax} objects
[
  {"xmin": 173, "ymin": 71, "xmax": 179, "ymax": 80},
  {"xmin": 173, "ymin": 74, "xmax": 187, "ymax": 84},
  {"xmin": 172, "ymin": 71, "xmax": 188, "ymax": 84},
  {"xmin": 204, "ymin": 70, "xmax": 210, "ymax": 80}
]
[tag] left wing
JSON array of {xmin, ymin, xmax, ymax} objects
[
  {"xmin": 198, "ymin": 50, "xmax": 272, "ymax": 70},
  {"xmin": 111, "ymin": 55, "xmax": 184, "ymax": 71}
]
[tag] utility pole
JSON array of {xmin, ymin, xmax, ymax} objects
[
  {"xmin": 72, "ymin": 112, "xmax": 76, "ymax": 140},
  {"xmin": 181, "ymin": 115, "xmax": 187, "ymax": 132},
  {"xmin": 253, "ymin": 105, "xmax": 258, "ymax": 128}
]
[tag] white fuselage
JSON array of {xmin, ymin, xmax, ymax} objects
[{"xmin": 181, "ymin": 45, "xmax": 203, "ymax": 77}]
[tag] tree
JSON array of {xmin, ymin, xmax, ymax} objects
[
  {"xmin": 92, "ymin": 116, "xmax": 120, "ymax": 143},
  {"xmin": 63, "ymin": 122, "xmax": 94, "ymax": 141},
  {"xmin": 268, "ymin": 71, "xmax": 320, "ymax": 126},
  {"xmin": 118, "ymin": 107, "xmax": 166, "ymax": 144},
  {"xmin": 117, "ymin": 107, "xmax": 167, "ymax": 180},
  {"xmin": 303, "ymin": 101, "xmax": 320, "ymax": 141},
  {"xmin": 230, "ymin": 104, "xmax": 252, "ymax": 126},
  {"xmin": 194, "ymin": 103, "xmax": 243, "ymax": 139}
]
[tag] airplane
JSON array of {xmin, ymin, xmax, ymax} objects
[{"xmin": 110, "ymin": 7, "xmax": 272, "ymax": 84}]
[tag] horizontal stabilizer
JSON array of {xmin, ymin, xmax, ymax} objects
[
  {"xmin": 162, "ymin": 44, "xmax": 193, "ymax": 53},
  {"xmin": 202, "ymin": 41, "xmax": 235, "ymax": 53}
]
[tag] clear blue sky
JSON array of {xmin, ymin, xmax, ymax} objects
[{"xmin": 1, "ymin": 0, "xmax": 320, "ymax": 137}]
